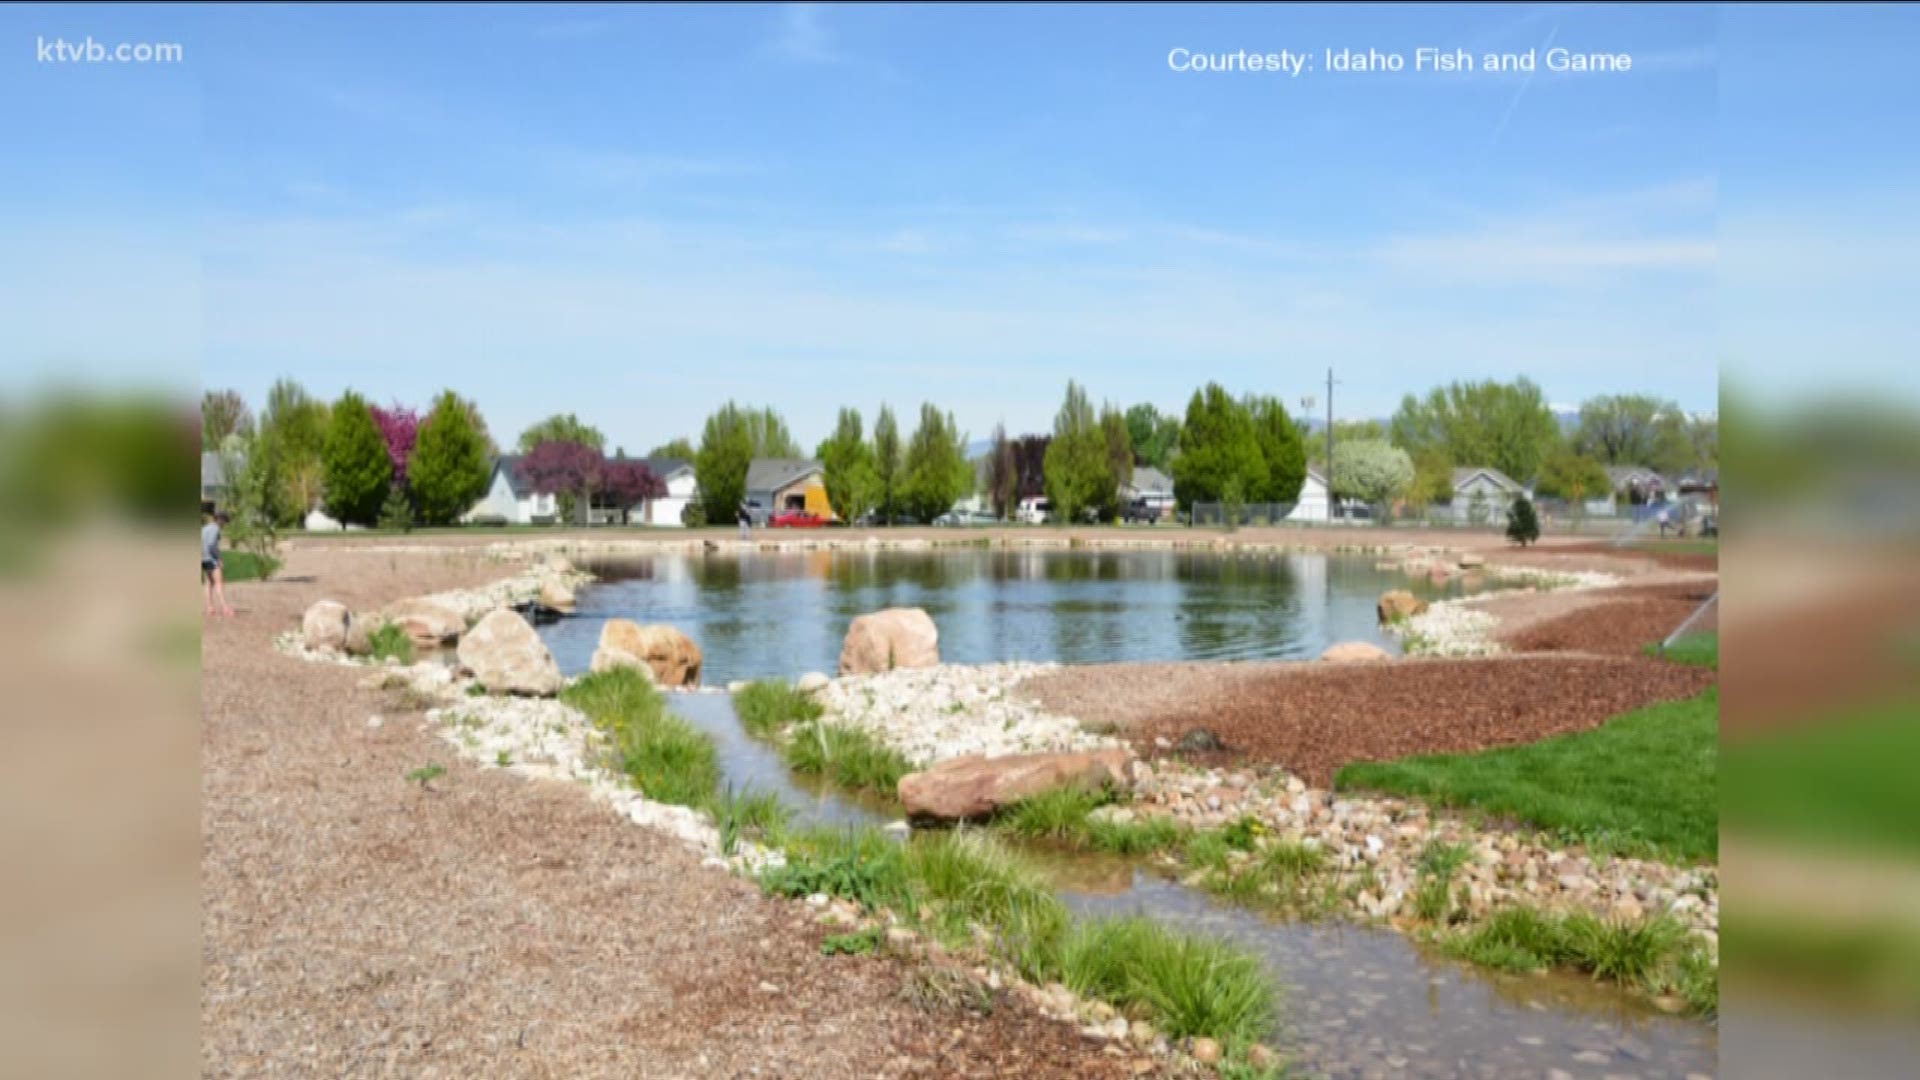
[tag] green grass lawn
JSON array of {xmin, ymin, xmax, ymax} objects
[
  {"xmin": 1722, "ymin": 699, "xmax": 1920, "ymax": 859},
  {"xmin": 1647, "ymin": 631, "xmax": 1718, "ymax": 669},
  {"xmin": 1337, "ymin": 688, "xmax": 1719, "ymax": 863},
  {"xmin": 221, "ymin": 549, "xmax": 281, "ymax": 581}
]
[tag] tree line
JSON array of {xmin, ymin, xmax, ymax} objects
[{"xmin": 203, "ymin": 376, "xmax": 1719, "ymax": 533}]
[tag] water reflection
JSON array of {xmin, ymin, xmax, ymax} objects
[{"xmin": 543, "ymin": 550, "xmax": 1473, "ymax": 683}]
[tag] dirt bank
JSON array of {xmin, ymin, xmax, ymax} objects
[
  {"xmin": 1023, "ymin": 654, "xmax": 1715, "ymax": 786},
  {"xmin": 202, "ymin": 545, "xmax": 1158, "ymax": 1078}
]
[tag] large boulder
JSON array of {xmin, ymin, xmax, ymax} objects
[
  {"xmin": 897, "ymin": 749, "xmax": 1134, "ymax": 821},
  {"xmin": 839, "ymin": 608, "xmax": 940, "ymax": 675},
  {"xmin": 1320, "ymin": 641, "xmax": 1392, "ymax": 663},
  {"xmin": 1376, "ymin": 590, "xmax": 1428, "ymax": 624},
  {"xmin": 1457, "ymin": 552, "xmax": 1486, "ymax": 570},
  {"xmin": 382, "ymin": 598, "xmax": 467, "ymax": 650},
  {"xmin": 590, "ymin": 644, "xmax": 656, "ymax": 681},
  {"xmin": 539, "ymin": 579, "xmax": 577, "ymax": 612},
  {"xmin": 301, "ymin": 600, "xmax": 352, "ymax": 652},
  {"xmin": 599, "ymin": 619, "xmax": 702, "ymax": 687},
  {"xmin": 457, "ymin": 609, "xmax": 563, "ymax": 695}
]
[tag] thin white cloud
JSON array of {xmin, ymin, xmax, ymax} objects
[{"xmin": 769, "ymin": 3, "xmax": 841, "ymax": 65}]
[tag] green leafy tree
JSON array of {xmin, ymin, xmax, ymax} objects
[
  {"xmin": 872, "ymin": 404, "xmax": 902, "ymax": 522},
  {"xmin": 221, "ymin": 433, "xmax": 279, "ymax": 575},
  {"xmin": 257, "ymin": 378, "xmax": 331, "ymax": 525},
  {"xmin": 695, "ymin": 402, "xmax": 757, "ymax": 519},
  {"xmin": 322, "ymin": 391, "xmax": 393, "ymax": 526},
  {"xmin": 647, "ymin": 437, "xmax": 696, "ymax": 460},
  {"xmin": 816, "ymin": 407, "xmax": 878, "ymax": 523},
  {"xmin": 1043, "ymin": 381, "xmax": 1110, "ymax": 522},
  {"xmin": 1506, "ymin": 494, "xmax": 1541, "ymax": 546},
  {"xmin": 1170, "ymin": 384, "xmax": 1263, "ymax": 509},
  {"xmin": 1390, "ymin": 378, "xmax": 1559, "ymax": 486},
  {"xmin": 1100, "ymin": 404, "xmax": 1134, "ymax": 520},
  {"xmin": 1405, "ymin": 447, "xmax": 1454, "ymax": 512},
  {"xmin": 1308, "ymin": 419, "xmax": 1386, "ymax": 468},
  {"xmin": 517, "ymin": 413, "xmax": 604, "ymax": 453},
  {"xmin": 1535, "ymin": 447, "xmax": 1611, "ymax": 504},
  {"xmin": 1573, "ymin": 394, "xmax": 1692, "ymax": 474},
  {"xmin": 1246, "ymin": 395, "xmax": 1307, "ymax": 504},
  {"xmin": 898, "ymin": 404, "xmax": 972, "ymax": 522},
  {"xmin": 410, "ymin": 391, "xmax": 494, "ymax": 525},
  {"xmin": 1684, "ymin": 415, "xmax": 1718, "ymax": 473},
  {"xmin": 744, "ymin": 407, "xmax": 801, "ymax": 459},
  {"xmin": 201, "ymin": 389, "xmax": 252, "ymax": 447},
  {"xmin": 1124, "ymin": 403, "xmax": 1180, "ymax": 470},
  {"xmin": 1330, "ymin": 439, "xmax": 1414, "ymax": 505}
]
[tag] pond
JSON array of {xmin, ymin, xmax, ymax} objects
[
  {"xmin": 542, "ymin": 548, "xmax": 1476, "ymax": 683},
  {"xmin": 664, "ymin": 693, "xmax": 1719, "ymax": 1080}
]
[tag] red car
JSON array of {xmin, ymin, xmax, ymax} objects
[{"xmin": 770, "ymin": 509, "xmax": 827, "ymax": 528}]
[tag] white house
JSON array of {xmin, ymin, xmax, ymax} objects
[
  {"xmin": 464, "ymin": 455, "xmax": 699, "ymax": 526},
  {"xmin": 630, "ymin": 458, "xmax": 697, "ymax": 526},
  {"xmin": 1448, "ymin": 467, "xmax": 1530, "ymax": 523},
  {"xmin": 1286, "ymin": 467, "xmax": 1329, "ymax": 522},
  {"xmin": 463, "ymin": 455, "xmax": 561, "ymax": 525}
]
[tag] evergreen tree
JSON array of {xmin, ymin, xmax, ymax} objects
[
  {"xmin": 899, "ymin": 404, "xmax": 972, "ymax": 522},
  {"xmin": 322, "ymin": 390, "xmax": 393, "ymax": 526},
  {"xmin": 1170, "ymin": 384, "xmax": 1263, "ymax": 509},
  {"xmin": 872, "ymin": 404, "xmax": 902, "ymax": 523},
  {"xmin": 817, "ymin": 407, "xmax": 878, "ymax": 523},
  {"xmin": 411, "ymin": 391, "xmax": 494, "ymax": 525},
  {"xmin": 377, "ymin": 484, "xmax": 415, "ymax": 533},
  {"xmin": 1506, "ymin": 495, "xmax": 1541, "ymax": 546},
  {"xmin": 1247, "ymin": 395, "xmax": 1307, "ymax": 504}
]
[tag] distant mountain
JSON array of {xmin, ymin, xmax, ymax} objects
[{"xmin": 965, "ymin": 438, "xmax": 994, "ymax": 460}]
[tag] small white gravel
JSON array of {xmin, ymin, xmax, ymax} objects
[{"xmin": 816, "ymin": 663, "xmax": 1122, "ymax": 765}]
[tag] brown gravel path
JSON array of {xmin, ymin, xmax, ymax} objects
[
  {"xmin": 1024, "ymin": 655, "xmax": 1715, "ymax": 786},
  {"xmin": 1499, "ymin": 580, "xmax": 1718, "ymax": 656},
  {"xmin": 203, "ymin": 547, "xmax": 1158, "ymax": 1078}
]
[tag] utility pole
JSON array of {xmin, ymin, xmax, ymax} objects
[{"xmin": 1324, "ymin": 367, "xmax": 1338, "ymax": 520}]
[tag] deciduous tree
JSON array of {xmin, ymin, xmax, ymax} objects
[
  {"xmin": 322, "ymin": 391, "xmax": 393, "ymax": 527},
  {"xmin": 899, "ymin": 404, "xmax": 972, "ymax": 522},
  {"xmin": 1390, "ymin": 378, "xmax": 1559, "ymax": 486},
  {"xmin": 518, "ymin": 413, "xmax": 605, "ymax": 454},
  {"xmin": 872, "ymin": 404, "xmax": 902, "ymax": 522},
  {"xmin": 1574, "ymin": 394, "xmax": 1692, "ymax": 474},
  {"xmin": 1247, "ymin": 394, "xmax": 1307, "ymax": 504},
  {"xmin": 1124, "ymin": 403, "xmax": 1180, "ymax": 470},
  {"xmin": 1043, "ymin": 381, "xmax": 1110, "ymax": 523},
  {"xmin": 1330, "ymin": 439, "xmax": 1414, "ymax": 505},
  {"xmin": 410, "ymin": 391, "xmax": 494, "ymax": 525},
  {"xmin": 817, "ymin": 407, "xmax": 878, "ymax": 523},
  {"xmin": 1170, "ymin": 384, "xmax": 1262, "ymax": 509},
  {"xmin": 201, "ymin": 389, "xmax": 252, "ymax": 447},
  {"xmin": 695, "ymin": 402, "xmax": 757, "ymax": 520}
]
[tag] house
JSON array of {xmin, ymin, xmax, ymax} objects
[
  {"xmin": 1604, "ymin": 465, "xmax": 1669, "ymax": 507},
  {"xmin": 1448, "ymin": 467, "xmax": 1529, "ymax": 523},
  {"xmin": 462, "ymin": 455, "xmax": 561, "ymax": 525},
  {"xmin": 744, "ymin": 458, "xmax": 830, "ymax": 523},
  {"xmin": 1122, "ymin": 466, "xmax": 1176, "ymax": 520},
  {"xmin": 200, "ymin": 450, "xmax": 239, "ymax": 511},
  {"xmin": 629, "ymin": 458, "xmax": 697, "ymax": 526},
  {"xmin": 1286, "ymin": 467, "xmax": 1332, "ymax": 522}
]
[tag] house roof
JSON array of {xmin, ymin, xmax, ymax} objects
[
  {"xmin": 492, "ymin": 454, "xmax": 529, "ymax": 496},
  {"xmin": 1129, "ymin": 466, "xmax": 1173, "ymax": 494},
  {"xmin": 746, "ymin": 458, "xmax": 823, "ymax": 493},
  {"xmin": 1451, "ymin": 466, "xmax": 1524, "ymax": 493},
  {"xmin": 1604, "ymin": 465, "xmax": 1666, "ymax": 487},
  {"xmin": 637, "ymin": 456, "xmax": 692, "ymax": 480}
]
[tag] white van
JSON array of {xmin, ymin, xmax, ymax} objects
[{"xmin": 1016, "ymin": 497, "xmax": 1053, "ymax": 524}]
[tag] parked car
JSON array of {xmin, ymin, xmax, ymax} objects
[
  {"xmin": 1123, "ymin": 498, "xmax": 1162, "ymax": 524},
  {"xmin": 934, "ymin": 510, "xmax": 997, "ymax": 527},
  {"xmin": 770, "ymin": 509, "xmax": 826, "ymax": 528},
  {"xmin": 1016, "ymin": 497, "xmax": 1053, "ymax": 524}
]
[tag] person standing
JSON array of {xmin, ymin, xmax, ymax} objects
[
  {"xmin": 203, "ymin": 510, "xmax": 235, "ymax": 618},
  {"xmin": 737, "ymin": 503, "xmax": 751, "ymax": 540}
]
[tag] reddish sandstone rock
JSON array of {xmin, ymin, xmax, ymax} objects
[
  {"xmin": 599, "ymin": 619, "xmax": 702, "ymax": 686},
  {"xmin": 898, "ymin": 749, "xmax": 1134, "ymax": 821},
  {"xmin": 382, "ymin": 598, "xmax": 467, "ymax": 650},
  {"xmin": 839, "ymin": 608, "xmax": 940, "ymax": 675},
  {"xmin": 1376, "ymin": 590, "xmax": 1428, "ymax": 623}
]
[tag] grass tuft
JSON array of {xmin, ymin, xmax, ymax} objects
[
  {"xmin": 736, "ymin": 680, "xmax": 822, "ymax": 738},
  {"xmin": 784, "ymin": 720, "xmax": 914, "ymax": 794},
  {"xmin": 1056, "ymin": 916, "xmax": 1275, "ymax": 1044},
  {"xmin": 563, "ymin": 668, "xmax": 720, "ymax": 809},
  {"xmin": 367, "ymin": 621, "xmax": 414, "ymax": 664},
  {"xmin": 1440, "ymin": 903, "xmax": 1711, "ymax": 1013}
]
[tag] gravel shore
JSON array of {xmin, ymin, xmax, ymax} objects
[{"xmin": 202, "ymin": 545, "xmax": 1160, "ymax": 1078}]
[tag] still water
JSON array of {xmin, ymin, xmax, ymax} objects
[{"xmin": 543, "ymin": 548, "xmax": 1474, "ymax": 683}]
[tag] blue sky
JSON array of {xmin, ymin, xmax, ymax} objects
[{"xmin": 6, "ymin": 2, "xmax": 1856, "ymax": 449}]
